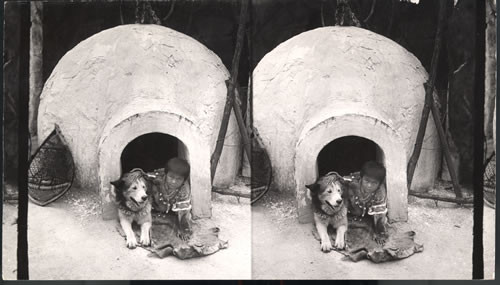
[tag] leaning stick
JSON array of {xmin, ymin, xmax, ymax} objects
[
  {"xmin": 210, "ymin": 0, "xmax": 249, "ymax": 183},
  {"xmin": 409, "ymin": 191, "xmax": 472, "ymax": 204},
  {"xmin": 232, "ymin": 86, "xmax": 252, "ymax": 164},
  {"xmin": 430, "ymin": 92, "xmax": 463, "ymax": 198},
  {"xmin": 212, "ymin": 186, "xmax": 251, "ymax": 199},
  {"xmin": 408, "ymin": 0, "xmax": 462, "ymax": 199},
  {"xmin": 407, "ymin": 0, "xmax": 445, "ymax": 188}
]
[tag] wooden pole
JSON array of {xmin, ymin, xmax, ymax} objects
[
  {"xmin": 408, "ymin": 0, "xmax": 463, "ymax": 199},
  {"xmin": 210, "ymin": 0, "xmax": 249, "ymax": 183},
  {"xmin": 232, "ymin": 86, "xmax": 252, "ymax": 163},
  {"xmin": 212, "ymin": 186, "xmax": 251, "ymax": 199},
  {"xmin": 246, "ymin": 7, "xmax": 253, "ymax": 133},
  {"xmin": 409, "ymin": 191, "xmax": 473, "ymax": 204},
  {"xmin": 29, "ymin": 1, "xmax": 43, "ymax": 136},
  {"xmin": 430, "ymin": 91, "xmax": 463, "ymax": 198},
  {"xmin": 484, "ymin": 0, "xmax": 496, "ymax": 156},
  {"xmin": 407, "ymin": 0, "xmax": 446, "ymax": 189}
]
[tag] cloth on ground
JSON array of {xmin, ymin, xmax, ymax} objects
[
  {"xmin": 313, "ymin": 216, "xmax": 423, "ymax": 263},
  {"xmin": 116, "ymin": 213, "xmax": 228, "ymax": 259}
]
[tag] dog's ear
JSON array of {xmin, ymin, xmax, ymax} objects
[
  {"xmin": 306, "ymin": 183, "xmax": 319, "ymax": 193},
  {"xmin": 110, "ymin": 179, "xmax": 124, "ymax": 189}
]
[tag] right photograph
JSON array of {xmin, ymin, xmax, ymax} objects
[{"xmin": 250, "ymin": 0, "xmax": 495, "ymax": 279}]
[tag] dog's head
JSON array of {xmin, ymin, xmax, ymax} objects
[
  {"xmin": 111, "ymin": 169, "xmax": 150, "ymax": 210},
  {"xmin": 306, "ymin": 172, "xmax": 347, "ymax": 215}
]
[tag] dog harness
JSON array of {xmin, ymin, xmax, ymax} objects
[
  {"xmin": 118, "ymin": 203, "xmax": 151, "ymax": 217},
  {"xmin": 314, "ymin": 203, "xmax": 348, "ymax": 222}
]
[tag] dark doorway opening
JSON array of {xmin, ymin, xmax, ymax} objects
[
  {"xmin": 317, "ymin": 136, "xmax": 383, "ymax": 177},
  {"xmin": 121, "ymin": 132, "xmax": 183, "ymax": 173}
]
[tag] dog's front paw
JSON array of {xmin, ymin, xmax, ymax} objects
[
  {"xmin": 334, "ymin": 237, "xmax": 345, "ymax": 250},
  {"xmin": 126, "ymin": 237, "xmax": 138, "ymax": 249},
  {"xmin": 178, "ymin": 232, "xmax": 191, "ymax": 241},
  {"xmin": 140, "ymin": 233, "xmax": 151, "ymax": 247},
  {"xmin": 374, "ymin": 233, "xmax": 387, "ymax": 246},
  {"xmin": 178, "ymin": 229, "xmax": 192, "ymax": 242},
  {"xmin": 320, "ymin": 239, "xmax": 333, "ymax": 252}
]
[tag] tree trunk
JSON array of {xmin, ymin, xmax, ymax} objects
[
  {"xmin": 3, "ymin": 1, "xmax": 22, "ymax": 188},
  {"xmin": 446, "ymin": 0, "xmax": 476, "ymax": 184},
  {"xmin": 29, "ymin": 1, "xmax": 43, "ymax": 136},
  {"xmin": 485, "ymin": 0, "xmax": 496, "ymax": 157}
]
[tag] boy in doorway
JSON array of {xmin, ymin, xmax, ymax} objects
[
  {"xmin": 148, "ymin": 157, "xmax": 193, "ymax": 241},
  {"xmin": 344, "ymin": 160, "xmax": 388, "ymax": 244}
]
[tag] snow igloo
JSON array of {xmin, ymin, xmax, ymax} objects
[
  {"xmin": 253, "ymin": 27, "xmax": 441, "ymax": 223},
  {"xmin": 37, "ymin": 24, "xmax": 241, "ymax": 220}
]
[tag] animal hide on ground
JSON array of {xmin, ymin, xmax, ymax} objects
[
  {"xmin": 313, "ymin": 216, "xmax": 423, "ymax": 263},
  {"xmin": 116, "ymin": 214, "xmax": 228, "ymax": 260}
]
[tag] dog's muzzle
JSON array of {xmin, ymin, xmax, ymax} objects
[
  {"xmin": 130, "ymin": 196, "xmax": 148, "ymax": 208},
  {"xmin": 325, "ymin": 200, "xmax": 343, "ymax": 211}
]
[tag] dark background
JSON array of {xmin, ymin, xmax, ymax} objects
[{"xmin": 3, "ymin": 0, "xmax": 480, "ymax": 188}]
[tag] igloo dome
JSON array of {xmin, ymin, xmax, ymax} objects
[
  {"xmin": 38, "ymin": 24, "xmax": 241, "ymax": 219},
  {"xmin": 253, "ymin": 27, "xmax": 440, "ymax": 222}
]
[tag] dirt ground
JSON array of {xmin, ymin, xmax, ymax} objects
[
  {"xmin": 251, "ymin": 191, "xmax": 496, "ymax": 280},
  {"xmin": 2, "ymin": 186, "xmax": 251, "ymax": 280},
  {"xmin": 2, "ymin": 184, "xmax": 496, "ymax": 280}
]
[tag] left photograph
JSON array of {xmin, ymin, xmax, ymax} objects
[{"xmin": 3, "ymin": 0, "xmax": 252, "ymax": 279}]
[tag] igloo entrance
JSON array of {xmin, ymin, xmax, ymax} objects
[
  {"xmin": 120, "ymin": 132, "xmax": 188, "ymax": 173},
  {"xmin": 317, "ymin": 136, "xmax": 383, "ymax": 177}
]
